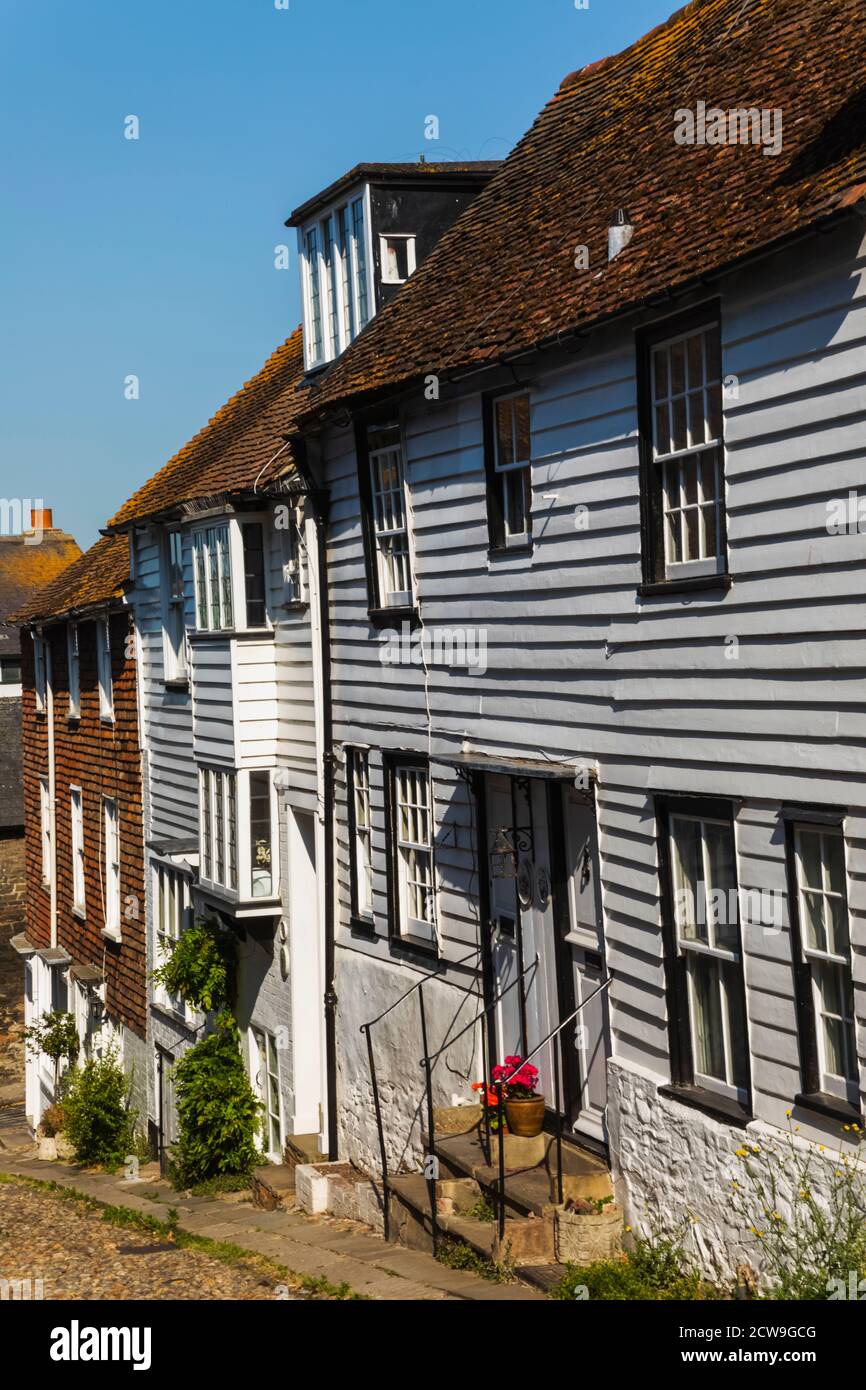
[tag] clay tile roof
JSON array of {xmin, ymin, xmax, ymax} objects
[
  {"xmin": 12, "ymin": 534, "xmax": 130, "ymax": 625},
  {"xmin": 108, "ymin": 327, "xmax": 307, "ymax": 530},
  {"xmin": 287, "ymin": 161, "xmax": 501, "ymax": 226},
  {"xmin": 300, "ymin": 0, "xmax": 866, "ymax": 417},
  {"xmin": 0, "ymin": 527, "xmax": 82, "ymax": 654}
]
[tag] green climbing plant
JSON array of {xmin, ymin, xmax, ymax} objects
[
  {"xmin": 169, "ymin": 1014, "xmax": 262, "ymax": 1187},
  {"xmin": 151, "ymin": 918, "xmax": 235, "ymax": 1013}
]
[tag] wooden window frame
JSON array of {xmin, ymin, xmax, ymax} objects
[
  {"xmin": 483, "ymin": 388, "xmax": 533, "ymax": 555},
  {"xmin": 347, "ymin": 747, "xmax": 375, "ymax": 935},
  {"xmin": 355, "ymin": 419, "xmax": 418, "ymax": 627},
  {"xmin": 655, "ymin": 793, "xmax": 753, "ymax": 1124},
  {"xmin": 383, "ymin": 752, "xmax": 437, "ymax": 955},
  {"xmin": 70, "ymin": 786, "xmax": 85, "ymax": 915},
  {"xmin": 102, "ymin": 795, "xmax": 121, "ymax": 941},
  {"xmin": 637, "ymin": 302, "xmax": 729, "ymax": 595},
  {"xmin": 96, "ymin": 617, "xmax": 114, "ymax": 722},
  {"xmin": 162, "ymin": 528, "xmax": 188, "ymax": 685},
  {"xmin": 783, "ymin": 813, "xmax": 861, "ymax": 1122},
  {"xmin": 67, "ymin": 623, "xmax": 80, "ymax": 718}
]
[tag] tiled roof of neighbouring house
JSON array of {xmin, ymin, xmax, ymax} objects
[
  {"xmin": 296, "ymin": 0, "xmax": 866, "ymax": 419},
  {"xmin": 108, "ymin": 327, "xmax": 306, "ymax": 529},
  {"xmin": 12, "ymin": 534, "xmax": 130, "ymax": 625},
  {"xmin": 0, "ymin": 527, "xmax": 82, "ymax": 657}
]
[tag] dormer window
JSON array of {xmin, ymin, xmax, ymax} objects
[
  {"xmin": 380, "ymin": 234, "xmax": 416, "ymax": 286},
  {"xmin": 300, "ymin": 194, "xmax": 370, "ymax": 371}
]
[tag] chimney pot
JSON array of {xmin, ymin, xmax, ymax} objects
[{"xmin": 30, "ymin": 507, "xmax": 53, "ymax": 531}]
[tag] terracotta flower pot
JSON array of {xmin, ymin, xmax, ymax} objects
[{"xmin": 504, "ymin": 1094, "xmax": 545, "ymax": 1137}]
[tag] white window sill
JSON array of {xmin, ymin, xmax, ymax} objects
[
  {"xmin": 101, "ymin": 927, "xmax": 122, "ymax": 945},
  {"xmin": 72, "ymin": 906, "xmax": 86, "ymax": 922}
]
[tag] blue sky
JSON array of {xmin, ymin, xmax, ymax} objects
[{"xmin": 1, "ymin": 0, "xmax": 676, "ymax": 548}]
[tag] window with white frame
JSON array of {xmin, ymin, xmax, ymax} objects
[
  {"xmin": 380, "ymin": 234, "xmax": 416, "ymax": 285},
  {"xmin": 192, "ymin": 525, "xmax": 234, "ymax": 632},
  {"xmin": 39, "ymin": 776, "xmax": 51, "ymax": 885},
  {"xmin": 277, "ymin": 503, "xmax": 304, "ymax": 604},
  {"xmin": 199, "ymin": 767, "xmax": 238, "ymax": 892},
  {"xmin": 366, "ymin": 424, "xmax": 413, "ymax": 608},
  {"xmin": 792, "ymin": 825, "xmax": 858, "ymax": 1098},
  {"xmin": 33, "ymin": 633, "xmax": 47, "ymax": 712},
  {"xmin": 301, "ymin": 194, "xmax": 370, "ymax": 371},
  {"xmin": 163, "ymin": 529, "xmax": 187, "ymax": 681},
  {"xmin": 348, "ymin": 749, "xmax": 373, "ymax": 921},
  {"xmin": 241, "ymin": 522, "xmax": 267, "ymax": 629},
  {"xmin": 647, "ymin": 317, "xmax": 725, "ymax": 580},
  {"xmin": 103, "ymin": 796, "xmax": 121, "ymax": 937},
  {"xmin": 71, "ymin": 787, "xmax": 85, "ymax": 913},
  {"xmin": 391, "ymin": 761, "xmax": 436, "ymax": 943},
  {"xmin": 667, "ymin": 810, "xmax": 749, "ymax": 1103},
  {"xmin": 249, "ymin": 770, "xmax": 275, "ymax": 899},
  {"xmin": 96, "ymin": 618, "xmax": 113, "ymax": 720},
  {"xmin": 67, "ymin": 624, "xmax": 80, "ymax": 717},
  {"xmin": 488, "ymin": 392, "xmax": 532, "ymax": 546},
  {"xmin": 250, "ymin": 1026, "xmax": 283, "ymax": 1158},
  {"xmin": 153, "ymin": 863, "xmax": 191, "ymax": 1015}
]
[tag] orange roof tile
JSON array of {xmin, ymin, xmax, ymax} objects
[{"xmin": 13, "ymin": 534, "xmax": 130, "ymax": 625}]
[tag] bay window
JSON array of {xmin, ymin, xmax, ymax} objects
[
  {"xmin": 242, "ymin": 523, "xmax": 267, "ymax": 628},
  {"xmin": 193, "ymin": 525, "xmax": 233, "ymax": 632},
  {"xmin": 103, "ymin": 796, "xmax": 121, "ymax": 938},
  {"xmin": 199, "ymin": 767, "xmax": 238, "ymax": 892},
  {"xmin": 788, "ymin": 822, "xmax": 859, "ymax": 1107},
  {"xmin": 249, "ymin": 771, "xmax": 274, "ymax": 898},
  {"xmin": 659, "ymin": 798, "xmax": 750, "ymax": 1114},
  {"xmin": 388, "ymin": 758, "xmax": 436, "ymax": 945}
]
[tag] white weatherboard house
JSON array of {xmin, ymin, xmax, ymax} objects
[
  {"xmin": 283, "ymin": 0, "xmax": 866, "ymax": 1280},
  {"xmin": 98, "ymin": 0, "xmax": 866, "ymax": 1285}
]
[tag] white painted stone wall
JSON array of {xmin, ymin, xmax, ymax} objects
[
  {"xmin": 608, "ymin": 1057, "xmax": 863, "ymax": 1288},
  {"xmin": 335, "ymin": 946, "xmax": 483, "ymax": 1175}
]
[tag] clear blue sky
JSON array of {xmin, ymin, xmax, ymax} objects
[{"xmin": 1, "ymin": 0, "xmax": 675, "ymax": 548}]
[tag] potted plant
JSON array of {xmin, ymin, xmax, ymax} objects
[{"xmin": 493, "ymin": 1055, "xmax": 545, "ymax": 1138}]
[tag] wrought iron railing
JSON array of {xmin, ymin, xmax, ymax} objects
[
  {"xmin": 360, "ymin": 950, "xmax": 537, "ymax": 1244},
  {"xmin": 417, "ymin": 967, "xmax": 614, "ymax": 1251}
]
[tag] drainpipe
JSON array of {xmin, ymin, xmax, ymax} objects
[{"xmin": 292, "ymin": 436, "xmax": 338, "ymax": 1161}]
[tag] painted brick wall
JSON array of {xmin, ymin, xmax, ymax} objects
[{"xmin": 20, "ymin": 610, "xmax": 146, "ymax": 1038}]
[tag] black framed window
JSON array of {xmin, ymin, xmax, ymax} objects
[
  {"xmin": 355, "ymin": 420, "xmax": 416, "ymax": 622},
  {"xmin": 638, "ymin": 304, "xmax": 727, "ymax": 591},
  {"xmin": 785, "ymin": 816, "xmax": 859, "ymax": 1117},
  {"xmin": 242, "ymin": 522, "xmax": 267, "ymax": 628},
  {"xmin": 347, "ymin": 748, "xmax": 374, "ymax": 931},
  {"xmin": 483, "ymin": 390, "xmax": 532, "ymax": 552},
  {"xmin": 656, "ymin": 795, "xmax": 751, "ymax": 1121},
  {"xmin": 384, "ymin": 754, "xmax": 436, "ymax": 949}
]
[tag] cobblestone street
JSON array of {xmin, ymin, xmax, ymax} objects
[{"xmin": 0, "ymin": 1179, "xmax": 292, "ymax": 1301}]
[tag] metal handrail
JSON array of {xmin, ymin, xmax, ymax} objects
[
  {"xmin": 500, "ymin": 975, "xmax": 614, "ymax": 1086},
  {"xmin": 416, "ymin": 955, "xmax": 540, "ymax": 1071},
  {"xmin": 359, "ymin": 944, "xmax": 498, "ymax": 1244},
  {"xmin": 359, "ymin": 948, "xmax": 480, "ymax": 1036}
]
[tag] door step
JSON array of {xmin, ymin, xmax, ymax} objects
[
  {"xmin": 388, "ymin": 1173, "xmax": 555, "ymax": 1271},
  {"xmin": 425, "ymin": 1127, "xmax": 613, "ymax": 1217}
]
